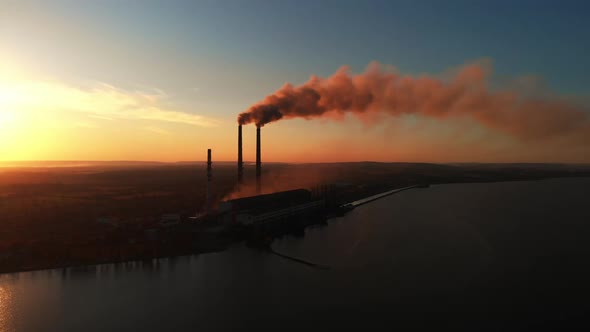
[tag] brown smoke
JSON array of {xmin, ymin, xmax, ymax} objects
[{"xmin": 238, "ymin": 61, "xmax": 589, "ymax": 143}]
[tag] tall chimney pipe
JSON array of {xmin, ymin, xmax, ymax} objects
[
  {"xmin": 237, "ymin": 125, "xmax": 243, "ymax": 184},
  {"xmin": 206, "ymin": 148, "xmax": 212, "ymax": 212},
  {"xmin": 256, "ymin": 126, "xmax": 261, "ymax": 193}
]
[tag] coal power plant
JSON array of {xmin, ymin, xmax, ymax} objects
[
  {"xmin": 235, "ymin": 124, "xmax": 265, "ymax": 193},
  {"xmin": 237, "ymin": 124, "xmax": 243, "ymax": 184},
  {"xmin": 256, "ymin": 126, "xmax": 261, "ymax": 194},
  {"xmin": 206, "ymin": 148, "xmax": 212, "ymax": 213},
  {"xmin": 199, "ymin": 125, "xmax": 349, "ymax": 244}
]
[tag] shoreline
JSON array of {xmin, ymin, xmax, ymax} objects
[{"xmin": 1, "ymin": 175, "xmax": 589, "ymax": 276}]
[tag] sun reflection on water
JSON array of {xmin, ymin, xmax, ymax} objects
[{"xmin": 0, "ymin": 284, "xmax": 15, "ymax": 332}]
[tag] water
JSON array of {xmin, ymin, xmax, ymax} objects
[{"xmin": 1, "ymin": 178, "xmax": 589, "ymax": 331}]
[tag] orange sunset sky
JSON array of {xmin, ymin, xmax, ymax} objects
[{"xmin": 1, "ymin": 2, "xmax": 589, "ymax": 163}]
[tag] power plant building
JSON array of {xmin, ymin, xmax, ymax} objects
[
  {"xmin": 202, "ymin": 125, "xmax": 325, "ymax": 228},
  {"xmin": 217, "ymin": 189, "xmax": 324, "ymax": 226}
]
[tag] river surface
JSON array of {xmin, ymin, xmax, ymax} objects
[{"xmin": 1, "ymin": 178, "xmax": 589, "ymax": 331}]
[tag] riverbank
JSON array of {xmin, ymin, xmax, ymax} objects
[{"xmin": 2, "ymin": 172, "xmax": 589, "ymax": 275}]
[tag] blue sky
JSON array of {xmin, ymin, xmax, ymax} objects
[{"xmin": 7, "ymin": 0, "xmax": 590, "ymax": 93}]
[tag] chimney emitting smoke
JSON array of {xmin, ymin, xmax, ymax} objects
[
  {"xmin": 238, "ymin": 125, "xmax": 243, "ymax": 184},
  {"xmin": 237, "ymin": 61, "xmax": 590, "ymax": 143},
  {"xmin": 206, "ymin": 148, "xmax": 212, "ymax": 212},
  {"xmin": 256, "ymin": 126, "xmax": 261, "ymax": 193}
]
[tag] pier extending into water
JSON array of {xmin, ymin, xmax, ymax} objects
[
  {"xmin": 263, "ymin": 184, "xmax": 430, "ymax": 269},
  {"xmin": 346, "ymin": 184, "xmax": 427, "ymax": 208}
]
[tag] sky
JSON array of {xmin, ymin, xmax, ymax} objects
[{"xmin": 1, "ymin": 0, "xmax": 589, "ymax": 163}]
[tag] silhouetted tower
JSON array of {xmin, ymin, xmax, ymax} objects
[
  {"xmin": 206, "ymin": 148, "xmax": 212, "ymax": 212},
  {"xmin": 238, "ymin": 125, "xmax": 243, "ymax": 184},
  {"xmin": 256, "ymin": 126, "xmax": 261, "ymax": 193}
]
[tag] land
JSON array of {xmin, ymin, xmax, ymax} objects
[{"xmin": 1, "ymin": 161, "xmax": 589, "ymax": 274}]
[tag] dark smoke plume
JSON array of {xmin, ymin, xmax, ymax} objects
[{"xmin": 238, "ymin": 61, "xmax": 589, "ymax": 142}]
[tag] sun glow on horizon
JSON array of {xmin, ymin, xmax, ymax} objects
[
  {"xmin": 0, "ymin": 73, "xmax": 224, "ymax": 162},
  {"xmin": 0, "ymin": 69, "xmax": 587, "ymax": 164}
]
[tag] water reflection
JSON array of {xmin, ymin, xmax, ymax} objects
[
  {"xmin": 0, "ymin": 284, "xmax": 15, "ymax": 331},
  {"xmin": 0, "ymin": 270, "xmax": 64, "ymax": 332}
]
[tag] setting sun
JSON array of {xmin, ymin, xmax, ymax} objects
[{"xmin": 0, "ymin": 110, "xmax": 15, "ymax": 128}]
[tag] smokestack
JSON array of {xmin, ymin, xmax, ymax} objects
[
  {"xmin": 238, "ymin": 125, "xmax": 243, "ymax": 183},
  {"xmin": 206, "ymin": 148, "xmax": 212, "ymax": 212},
  {"xmin": 256, "ymin": 126, "xmax": 261, "ymax": 193}
]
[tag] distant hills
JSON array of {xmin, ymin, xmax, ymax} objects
[{"xmin": 1, "ymin": 160, "xmax": 589, "ymax": 170}]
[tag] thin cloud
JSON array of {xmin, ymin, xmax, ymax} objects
[
  {"xmin": 1, "ymin": 79, "xmax": 219, "ymax": 127},
  {"xmin": 144, "ymin": 126, "xmax": 170, "ymax": 135},
  {"xmin": 88, "ymin": 114, "xmax": 114, "ymax": 121},
  {"xmin": 73, "ymin": 121, "xmax": 98, "ymax": 128}
]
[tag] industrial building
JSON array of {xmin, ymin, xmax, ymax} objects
[
  {"xmin": 202, "ymin": 124, "xmax": 332, "ymax": 231},
  {"xmin": 217, "ymin": 189, "xmax": 325, "ymax": 226}
]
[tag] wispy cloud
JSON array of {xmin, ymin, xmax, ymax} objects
[
  {"xmin": 144, "ymin": 126, "xmax": 170, "ymax": 135},
  {"xmin": 73, "ymin": 121, "xmax": 98, "ymax": 128},
  {"xmin": 88, "ymin": 114, "xmax": 114, "ymax": 121},
  {"xmin": 0, "ymin": 79, "xmax": 219, "ymax": 127}
]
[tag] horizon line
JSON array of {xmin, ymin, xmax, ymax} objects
[{"xmin": 1, "ymin": 160, "xmax": 588, "ymax": 166}]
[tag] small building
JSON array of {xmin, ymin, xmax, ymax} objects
[
  {"xmin": 96, "ymin": 217, "xmax": 118, "ymax": 226},
  {"xmin": 144, "ymin": 228, "xmax": 159, "ymax": 241},
  {"xmin": 159, "ymin": 214, "xmax": 181, "ymax": 227}
]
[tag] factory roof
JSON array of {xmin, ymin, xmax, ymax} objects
[{"xmin": 225, "ymin": 189, "xmax": 312, "ymax": 214}]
